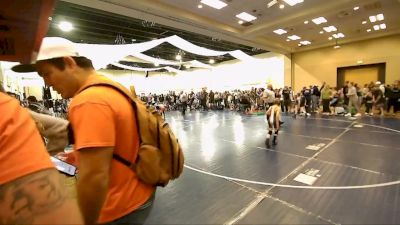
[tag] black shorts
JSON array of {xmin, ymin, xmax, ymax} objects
[
  {"xmin": 283, "ymin": 100, "xmax": 291, "ymax": 107},
  {"xmin": 300, "ymin": 98, "xmax": 306, "ymax": 107}
]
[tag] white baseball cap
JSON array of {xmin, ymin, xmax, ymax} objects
[{"xmin": 12, "ymin": 37, "xmax": 80, "ymax": 73}]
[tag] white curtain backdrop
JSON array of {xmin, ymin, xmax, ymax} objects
[
  {"xmin": 100, "ymin": 53, "xmax": 285, "ymax": 94},
  {"xmin": 76, "ymin": 35, "xmax": 261, "ymax": 70},
  {"xmin": 129, "ymin": 52, "xmax": 213, "ymax": 69},
  {"xmin": 110, "ymin": 62, "xmax": 184, "ymax": 73}
]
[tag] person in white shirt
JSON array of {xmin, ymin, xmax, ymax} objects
[
  {"xmin": 179, "ymin": 92, "xmax": 188, "ymax": 115},
  {"xmin": 262, "ymin": 84, "xmax": 275, "ymax": 110},
  {"xmin": 345, "ymin": 82, "xmax": 361, "ymax": 117}
]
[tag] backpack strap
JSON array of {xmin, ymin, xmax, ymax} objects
[
  {"xmin": 112, "ymin": 152, "xmax": 136, "ymax": 170},
  {"xmin": 73, "ymin": 80, "xmax": 143, "ymax": 168}
]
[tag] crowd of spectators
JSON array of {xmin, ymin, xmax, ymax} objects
[{"xmin": 139, "ymin": 80, "xmax": 400, "ymax": 117}]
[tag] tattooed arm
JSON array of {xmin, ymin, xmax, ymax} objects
[{"xmin": 0, "ymin": 169, "xmax": 83, "ymax": 225}]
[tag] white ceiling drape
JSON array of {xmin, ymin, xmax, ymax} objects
[
  {"xmin": 110, "ymin": 62, "xmax": 184, "ymax": 73},
  {"xmin": 75, "ymin": 35, "xmax": 260, "ymax": 71}
]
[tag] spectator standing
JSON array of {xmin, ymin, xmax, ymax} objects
[
  {"xmin": 321, "ymin": 84, "xmax": 332, "ymax": 114},
  {"xmin": 345, "ymin": 82, "xmax": 361, "ymax": 117},
  {"xmin": 12, "ymin": 37, "xmax": 155, "ymax": 225}
]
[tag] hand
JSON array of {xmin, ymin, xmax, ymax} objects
[{"xmin": 56, "ymin": 152, "xmax": 78, "ymax": 167}]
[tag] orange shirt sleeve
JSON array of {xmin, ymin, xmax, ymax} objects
[
  {"xmin": 0, "ymin": 94, "xmax": 54, "ymax": 185},
  {"xmin": 69, "ymin": 98, "xmax": 116, "ymax": 150}
]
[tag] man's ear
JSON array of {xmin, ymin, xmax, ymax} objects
[{"xmin": 63, "ymin": 56, "xmax": 77, "ymax": 69}]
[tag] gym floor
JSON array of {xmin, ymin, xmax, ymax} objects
[{"xmin": 143, "ymin": 111, "xmax": 400, "ymax": 225}]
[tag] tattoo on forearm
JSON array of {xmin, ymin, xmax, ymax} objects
[{"xmin": 0, "ymin": 169, "xmax": 66, "ymax": 224}]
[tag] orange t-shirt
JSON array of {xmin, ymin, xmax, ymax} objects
[
  {"xmin": 0, "ymin": 93, "xmax": 54, "ymax": 185},
  {"xmin": 68, "ymin": 76, "xmax": 155, "ymax": 223}
]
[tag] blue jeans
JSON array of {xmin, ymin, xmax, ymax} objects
[{"xmin": 105, "ymin": 191, "xmax": 155, "ymax": 225}]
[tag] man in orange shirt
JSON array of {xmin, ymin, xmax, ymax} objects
[
  {"xmin": 12, "ymin": 37, "xmax": 155, "ymax": 224},
  {"xmin": 0, "ymin": 92, "xmax": 83, "ymax": 224}
]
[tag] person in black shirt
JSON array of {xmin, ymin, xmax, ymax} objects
[
  {"xmin": 364, "ymin": 88, "xmax": 374, "ymax": 115},
  {"xmin": 239, "ymin": 95, "xmax": 251, "ymax": 112},
  {"xmin": 386, "ymin": 83, "xmax": 400, "ymax": 115},
  {"xmin": 372, "ymin": 85, "xmax": 385, "ymax": 116},
  {"xmin": 302, "ymin": 87, "xmax": 312, "ymax": 114},
  {"xmin": 282, "ymin": 86, "xmax": 291, "ymax": 114},
  {"xmin": 343, "ymin": 81, "xmax": 349, "ymax": 107},
  {"xmin": 159, "ymin": 94, "xmax": 165, "ymax": 103},
  {"xmin": 311, "ymin": 85, "xmax": 320, "ymax": 113},
  {"xmin": 209, "ymin": 90, "xmax": 215, "ymax": 109},
  {"xmin": 201, "ymin": 90, "xmax": 208, "ymax": 111}
]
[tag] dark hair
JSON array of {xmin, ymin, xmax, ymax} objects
[
  {"xmin": 45, "ymin": 57, "xmax": 94, "ymax": 70},
  {"xmin": 27, "ymin": 96, "xmax": 38, "ymax": 102}
]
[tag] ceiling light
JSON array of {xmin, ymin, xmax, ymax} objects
[
  {"xmin": 267, "ymin": 0, "xmax": 278, "ymax": 8},
  {"xmin": 373, "ymin": 25, "xmax": 380, "ymax": 30},
  {"xmin": 328, "ymin": 37, "xmax": 333, "ymax": 40},
  {"xmin": 320, "ymin": 31, "xmax": 324, "ymax": 34},
  {"xmin": 58, "ymin": 21, "xmax": 73, "ymax": 32},
  {"xmin": 200, "ymin": 0, "xmax": 227, "ymax": 9},
  {"xmin": 380, "ymin": 23, "xmax": 386, "ymax": 29},
  {"xmin": 362, "ymin": 20, "xmax": 367, "ymax": 24},
  {"xmin": 304, "ymin": 20, "xmax": 309, "ymax": 24},
  {"xmin": 369, "ymin": 14, "xmax": 384, "ymax": 23},
  {"xmin": 367, "ymin": 29, "xmax": 371, "ymax": 32},
  {"xmin": 323, "ymin": 26, "xmax": 337, "ymax": 32},
  {"xmin": 198, "ymin": 4, "xmax": 203, "ymax": 8},
  {"xmin": 283, "ymin": 0, "xmax": 304, "ymax": 6},
  {"xmin": 332, "ymin": 33, "xmax": 345, "ymax": 38},
  {"xmin": 300, "ymin": 40, "xmax": 311, "ymax": 45},
  {"xmin": 236, "ymin": 12, "xmax": 257, "ymax": 22},
  {"xmin": 353, "ymin": 6, "xmax": 360, "ymax": 11},
  {"xmin": 312, "ymin": 17, "xmax": 327, "ymax": 25},
  {"xmin": 176, "ymin": 55, "xmax": 182, "ymax": 60},
  {"xmin": 273, "ymin": 29, "xmax": 287, "ymax": 35},
  {"xmin": 209, "ymin": 59, "xmax": 215, "ymax": 64},
  {"xmin": 286, "ymin": 39, "xmax": 290, "ymax": 42},
  {"xmin": 288, "ymin": 35, "xmax": 301, "ymax": 40},
  {"xmin": 357, "ymin": 60, "xmax": 363, "ymax": 64},
  {"xmin": 238, "ymin": 20, "xmax": 244, "ymax": 24},
  {"xmin": 279, "ymin": 4, "xmax": 285, "ymax": 9},
  {"xmin": 298, "ymin": 43, "xmax": 302, "ymax": 46}
]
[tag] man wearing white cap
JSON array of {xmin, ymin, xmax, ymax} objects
[{"xmin": 12, "ymin": 37, "xmax": 155, "ymax": 225}]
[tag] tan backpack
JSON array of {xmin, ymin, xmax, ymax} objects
[{"xmin": 76, "ymin": 78, "xmax": 184, "ymax": 187}]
